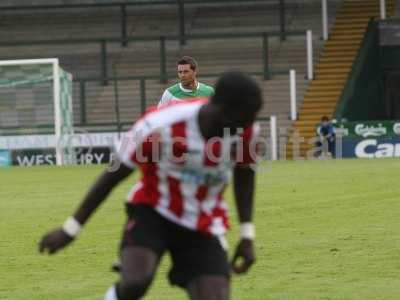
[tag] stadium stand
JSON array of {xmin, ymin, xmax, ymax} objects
[{"xmin": 0, "ymin": 0, "xmax": 340, "ymax": 154}]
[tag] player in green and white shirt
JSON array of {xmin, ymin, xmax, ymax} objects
[{"xmin": 158, "ymin": 56, "xmax": 214, "ymax": 107}]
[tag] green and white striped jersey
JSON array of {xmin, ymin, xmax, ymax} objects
[{"xmin": 158, "ymin": 82, "xmax": 214, "ymax": 107}]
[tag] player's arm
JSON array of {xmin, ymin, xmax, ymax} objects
[
  {"xmin": 233, "ymin": 165, "xmax": 255, "ymax": 224},
  {"xmin": 231, "ymin": 123, "xmax": 259, "ymax": 274},
  {"xmin": 231, "ymin": 165, "xmax": 256, "ymax": 274},
  {"xmin": 73, "ymin": 162, "xmax": 133, "ymax": 224},
  {"xmin": 39, "ymin": 162, "xmax": 134, "ymax": 255}
]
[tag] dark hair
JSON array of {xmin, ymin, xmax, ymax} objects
[
  {"xmin": 212, "ymin": 71, "xmax": 262, "ymax": 112},
  {"xmin": 177, "ymin": 56, "xmax": 198, "ymax": 71},
  {"xmin": 321, "ymin": 115, "xmax": 329, "ymax": 122}
]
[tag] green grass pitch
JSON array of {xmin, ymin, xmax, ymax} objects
[{"xmin": 1, "ymin": 159, "xmax": 400, "ymax": 300}]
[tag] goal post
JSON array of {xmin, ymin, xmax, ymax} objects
[{"xmin": 0, "ymin": 58, "xmax": 75, "ymax": 165}]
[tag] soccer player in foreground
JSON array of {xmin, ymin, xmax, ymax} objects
[
  {"xmin": 39, "ymin": 71, "xmax": 263, "ymax": 300},
  {"xmin": 158, "ymin": 56, "xmax": 214, "ymax": 107}
]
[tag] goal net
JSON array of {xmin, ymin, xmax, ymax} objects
[{"xmin": 0, "ymin": 58, "xmax": 75, "ymax": 165}]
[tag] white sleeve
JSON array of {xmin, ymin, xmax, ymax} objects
[
  {"xmin": 158, "ymin": 89, "xmax": 173, "ymax": 108},
  {"xmin": 115, "ymin": 118, "xmax": 153, "ymax": 169}
]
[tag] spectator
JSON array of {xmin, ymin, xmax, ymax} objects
[{"xmin": 316, "ymin": 115, "xmax": 336, "ymax": 158}]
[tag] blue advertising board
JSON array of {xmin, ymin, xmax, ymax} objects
[
  {"xmin": 0, "ymin": 150, "xmax": 11, "ymax": 167},
  {"xmin": 341, "ymin": 137, "xmax": 400, "ymax": 158}
]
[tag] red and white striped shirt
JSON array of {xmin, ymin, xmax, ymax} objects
[{"xmin": 117, "ymin": 100, "xmax": 260, "ymax": 236}]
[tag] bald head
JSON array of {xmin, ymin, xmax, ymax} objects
[{"xmin": 211, "ymin": 71, "xmax": 263, "ymax": 129}]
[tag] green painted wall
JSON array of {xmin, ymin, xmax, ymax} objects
[
  {"xmin": 335, "ymin": 20, "xmax": 400, "ymax": 121},
  {"xmin": 334, "ymin": 21, "xmax": 386, "ymax": 121},
  {"xmin": 380, "ymin": 46, "xmax": 400, "ymax": 71}
]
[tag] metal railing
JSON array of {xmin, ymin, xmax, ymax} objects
[
  {"xmin": 75, "ymin": 69, "xmax": 290, "ymax": 126},
  {"xmin": 0, "ymin": 70, "xmax": 287, "ymax": 136},
  {"xmin": 0, "ymin": 0, "xmax": 307, "ymax": 135},
  {"xmin": 0, "ymin": 0, "xmax": 289, "ymax": 46},
  {"xmin": 0, "ymin": 26, "xmax": 308, "ymax": 134},
  {"xmin": 0, "ymin": 30, "xmax": 304, "ymax": 86}
]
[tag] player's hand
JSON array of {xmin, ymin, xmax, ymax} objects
[
  {"xmin": 39, "ymin": 228, "xmax": 74, "ymax": 255},
  {"xmin": 231, "ymin": 238, "xmax": 255, "ymax": 274}
]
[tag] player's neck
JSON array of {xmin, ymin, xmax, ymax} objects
[
  {"xmin": 198, "ymin": 104, "xmax": 224, "ymax": 139},
  {"xmin": 182, "ymin": 80, "xmax": 198, "ymax": 91}
]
